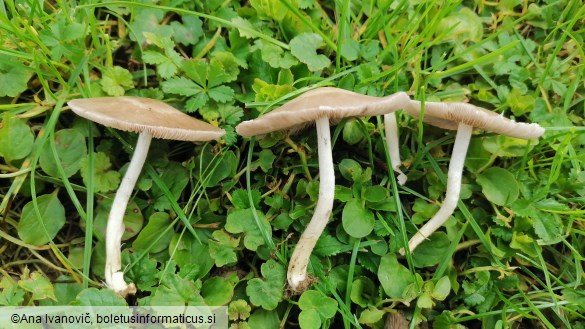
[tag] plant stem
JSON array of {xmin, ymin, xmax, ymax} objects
[
  {"xmin": 105, "ymin": 132, "xmax": 151, "ymax": 296},
  {"xmin": 287, "ymin": 117, "xmax": 334, "ymax": 292},
  {"xmin": 407, "ymin": 123, "xmax": 473, "ymax": 253}
]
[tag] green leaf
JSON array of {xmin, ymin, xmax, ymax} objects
[
  {"xmin": 258, "ymin": 149, "xmax": 276, "ymax": 172},
  {"xmin": 338, "ymin": 158, "xmax": 363, "ymax": 182},
  {"xmin": 340, "ymin": 39, "xmax": 360, "ymax": 61},
  {"xmin": 299, "ymin": 309, "xmax": 321, "ymax": 329},
  {"xmin": 363, "ymin": 185, "xmax": 388, "ymax": 203},
  {"xmin": 18, "ymin": 193, "xmax": 66, "ymax": 245},
  {"xmin": 378, "ymin": 253, "xmax": 414, "ymax": 299},
  {"xmin": 182, "ymin": 59, "xmax": 207, "ymax": 85},
  {"xmin": 299, "ymin": 290, "xmax": 338, "ymax": 320},
  {"xmin": 93, "ymin": 198, "xmax": 143, "ymax": 241},
  {"xmin": 162, "ymin": 76, "xmax": 202, "ymax": 96},
  {"xmin": 39, "ymin": 275, "xmax": 82, "ymax": 305},
  {"xmin": 228, "ymin": 300, "xmax": 251, "ymax": 320},
  {"xmin": 342, "ymin": 199, "xmax": 375, "ymax": 238},
  {"xmin": 80, "ymin": 152, "xmax": 121, "ymax": 193},
  {"xmin": 432, "ymin": 276, "xmax": 451, "ymax": 301},
  {"xmin": 18, "ymin": 271, "xmax": 56, "ymax": 302},
  {"xmin": 39, "ymin": 129, "xmax": 86, "ymax": 178},
  {"xmin": 0, "ymin": 113, "xmax": 34, "ymax": 162},
  {"xmin": 437, "ymin": 7, "xmax": 483, "ymax": 43},
  {"xmin": 412, "ymin": 232, "xmax": 451, "ymax": 267},
  {"xmin": 0, "ymin": 56, "xmax": 32, "ymax": 97},
  {"xmin": 0, "ymin": 276, "xmax": 25, "ymax": 306},
  {"xmin": 358, "ymin": 307, "xmax": 385, "ymax": 324},
  {"xmin": 482, "ymin": 135, "xmax": 535, "ymax": 157},
  {"xmin": 225, "ymin": 208, "xmax": 271, "ymax": 251},
  {"xmin": 208, "ymin": 230, "xmax": 239, "ymax": 267},
  {"xmin": 476, "ymin": 167, "xmax": 519, "ymax": 206},
  {"xmin": 290, "ymin": 33, "xmax": 331, "ymax": 71},
  {"xmin": 143, "ymin": 51, "xmax": 179, "ymax": 79},
  {"xmin": 246, "ymin": 259, "xmax": 285, "ymax": 310},
  {"xmin": 170, "ymin": 234, "xmax": 215, "ymax": 278},
  {"xmin": 232, "ymin": 189, "xmax": 261, "ymax": 209},
  {"xmin": 186, "ymin": 93, "xmax": 210, "ymax": 112},
  {"xmin": 342, "ymin": 118, "xmax": 365, "ymax": 145},
  {"xmin": 248, "ymin": 309, "xmax": 280, "ymax": 329},
  {"xmin": 314, "ymin": 232, "xmax": 346, "ymax": 257},
  {"xmin": 124, "ymin": 253, "xmax": 159, "ymax": 292},
  {"xmin": 201, "ymin": 277, "xmax": 234, "ymax": 305},
  {"xmin": 250, "ymin": 0, "xmax": 288, "ymax": 21},
  {"xmin": 151, "ymin": 272, "xmax": 205, "ymax": 306},
  {"xmin": 208, "ymin": 85, "xmax": 235, "ymax": 102},
  {"xmin": 170, "ymin": 15, "xmax": 203, "ymax": 46},
  {"xmin": 73, "ymin": 288, "xmax": 127, "ymax": 306},
  {"xmin": 350, "ymin": 276, "xmax": 377, "ymax": 307},
  {"xmin": 150, "ymin": 162, "xmax": 190, "ymax": 211},
  {"xmin": 101, "ymin": 66, "xmax": 134, "ymax": 96},
  {"xmin": 254, "ymin": 40, "xmax": 298, "ymax": 69},
  {"xmin": 132, "ymin": 212, "xmax": 174, "ymax": 253},
  {"xmin": 217, "ymin": 104, "xmax": 244, "ymax": 125},
  {"xmin": 211, "ymin": 52, "xmax": 240, "ymax": 83},
  {"xmin": 464, "ymin": 138, "xmax": 492, "ymax": 173}
]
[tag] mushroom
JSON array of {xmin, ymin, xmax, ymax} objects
[
  {"xmin": 68, "ymin": 96, "xmax": 225, "ymax": 296},
  {"xmin": 236, "ymin": 87, "xmax": 412, "ymax": 292},
  {"xmin": 402, "ymin": 100, "xmax": 545, "ymax": 253}
]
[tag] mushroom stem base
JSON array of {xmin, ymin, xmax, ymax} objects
[
  {"xmin": 287, "ymin": 117, "xmax": 335, "ymax": 292},
  {"xmin": 405, "ymin": 123, "xmax": 473, "ymax": 253},
  {"xmin": 105, "ymin": 132, "xmax": 151, "ymax": 297}
]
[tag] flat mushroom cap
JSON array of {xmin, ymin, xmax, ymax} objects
[
  {"xmin": 68, "ymin": 96, "xmax": 225, "ymax": 141},
  {"xmin": 236, "ymin": 87, "xmax": 411, "ymax": 136},
  {"xmin": 405, "ymin": 101, "xmax": 545, "ymax": 139}
]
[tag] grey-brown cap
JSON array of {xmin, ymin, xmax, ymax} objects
[
  {"xmin": 68, "ymin": 96, "xmax": 225, "ymax": 141},
  {"xmin": 236, "ymin": 87, "xmax": 411, "ymax": 137},
  {"xmin": 405, "ymin": 101, "xmax": 544, "ymax": 139}
]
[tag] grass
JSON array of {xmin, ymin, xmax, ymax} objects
[{"xmin": 1, "ymin": 0, "xmax": 584, "ymax": 328}]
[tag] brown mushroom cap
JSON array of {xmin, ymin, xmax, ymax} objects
[
  {"xmin": 68, "ymin": 96, "xmax": 225, "ymax": 141},
  {"xmin": 236, "ymin": 87, "xmax": 411, "ymax": 136},
  {"xmin": 405, "ymin": 101, "xmax": 545, "ymax": 139}
]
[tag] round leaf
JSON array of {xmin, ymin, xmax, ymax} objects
[
  {"xmin": 18, "ymin": 193, "xmax": 66, "ymax": 245},
  {"xmin": 40, "ymin": 129, "xmax": 86, "ymax": 178},
  {"xmin": 0, "ymin": 113, "xmax": 34, "ymax": 162},
  {"xmin": 342, "ymin": 199, "xmax": 374, "ymax": 238},
  {"xmin": 378, "ymin": 253, "xmax": 414, "ymax": 299},
  {"xmin": 476, "ymin": 167, "xmax": 519, "ymax": 206},
  {"xmin": 201, "ymin": 277, "xmax": 234, "ymax": 305},
  {"xmin": 299, "ymin": 309, "xmax": 321, "ymax": 329}
]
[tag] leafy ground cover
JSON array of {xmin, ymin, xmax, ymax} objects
[{"xmin": 1, "ymin": 0, "xmax": 584, "ymax": 328}]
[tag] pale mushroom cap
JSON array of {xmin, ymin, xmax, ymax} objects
[
  {"xmin": 68, "ymin": 96, "xmax": 225, "ymax": 141},
  {"xmin": 236, "ymin": 87, "xmax": 412, "ymax": 136},
  {"xmin": 405, "ymin": 101, "xmax": 545, "ymax": 139}
]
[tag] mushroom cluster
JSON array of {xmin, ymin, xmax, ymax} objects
[{"xmin": 69, "ymin": 89, "xmax": 544, "ymax": 297}]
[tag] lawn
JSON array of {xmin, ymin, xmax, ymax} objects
[{"xmin": 0, "ymin": 0, "xmax": 584, "ymax": 328}]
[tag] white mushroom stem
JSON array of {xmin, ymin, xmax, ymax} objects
[
  {"xmin": 384, "ymin": 112, "xmax": 407, "ymax": 185},
  {"xmin": 287, "ymin": 117, "xmax": 335, "ymax": 291},
  {"xmin": 406, "ymin": 122, "xmax": 473, "ymax": 253},
  {"xmin": 105, "ymin": 132, "xmax": 151, "ymax": 296}
]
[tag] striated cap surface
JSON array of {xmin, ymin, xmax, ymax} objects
[
  {"xmin": 236, "ymin": 87, "xmax": 412, "ymax": 136},
  {"xmin": 68, "ymin": 96, "xmax": 225, "ymax": 141},
  {"xmin": 405, "ymin": 101, "xmax": 545, "ymax": 139}
]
